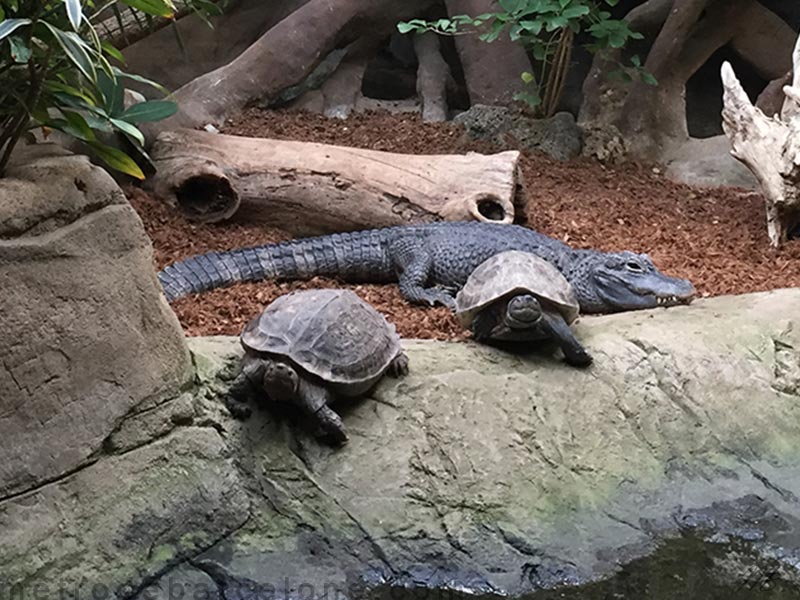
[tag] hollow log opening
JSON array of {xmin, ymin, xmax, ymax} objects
[
  {"xmin": 475, "ymin": 195, "xmax": 507, "ymax": 221},
  {"xmin": 174, "ymin": 174, "xmax": 238, "ymax": 221}
]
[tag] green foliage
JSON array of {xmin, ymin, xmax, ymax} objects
[
  {"xmin": 0, "ymin": 0, "xmax": 218, "ymax": 178},
  {"xmin": 398, "ymin": 0, "xmax": 654, "ymax": 117}
]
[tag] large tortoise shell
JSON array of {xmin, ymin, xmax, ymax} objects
[
  {"xmin": 241, "ymin": 288, "xmax": 401, "ymax": 384},
  {"xmin": 455, "ymin": 250, "xmax": 580, "ymax": 326}
]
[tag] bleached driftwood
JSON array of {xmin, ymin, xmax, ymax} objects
[
  {"xmin": 721, "ymin": 33, "xmax": 800, "ymax": 247},
  {"xmin": 148, "ymin": 128, "xmax": 525, "ymax": 234}
]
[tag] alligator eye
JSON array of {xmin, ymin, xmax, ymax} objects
[{"xmin": 626, "ymin": 261, "xmax": 643, "ymax": 272}]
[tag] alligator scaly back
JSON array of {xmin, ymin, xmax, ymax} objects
[{"xmin": 158, "ymin": 229, "xmax": 395, "ymax": 302}]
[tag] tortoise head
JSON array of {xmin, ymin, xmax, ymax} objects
[
  {"xmin": 505, "ymin": 294, "xmax": 544, "ymax": 329},
  {"xmin": 262, "ymin": 360, "xmax": 300, "ymax": 402}
]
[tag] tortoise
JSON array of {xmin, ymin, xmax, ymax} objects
[
  {"xmin": 225, "ymin": 288, "xmax": 409, "ymax": 444},
  {"xmin": 454, "ymin": 250, "xmax": 592, "ymax": 367}
]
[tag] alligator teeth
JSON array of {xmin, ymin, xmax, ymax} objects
[{"xmin": 656, "ymin": 295, "xmax": 678, "ymax": 305}]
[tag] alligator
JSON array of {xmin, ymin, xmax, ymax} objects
[{"xmin": 158, "ymin": 222, "xmax": 696, "ymax": 313}]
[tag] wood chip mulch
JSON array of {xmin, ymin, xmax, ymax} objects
[{"xmin": 128, "ymin": 108, "xmax": 800, "ymax": 340}]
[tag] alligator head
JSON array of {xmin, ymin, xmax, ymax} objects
[{"xmin": 569, "ymin": 250, "xmax": 696, "ymax": 313}]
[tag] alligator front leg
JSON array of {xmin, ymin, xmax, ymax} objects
[{"xmin": 391, "ymin": 241, "xmax": 456, "ymax": 308}]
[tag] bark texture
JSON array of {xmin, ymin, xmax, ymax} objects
[
  {"xmin": 148, "ymin": 129, "xmax": 525, "ymax": 233},
  {"xmin": 142, "ymin": 0, "xmax": 436, "ymax": 142},
  {"xmin": 580, "ymin": 0, "xmax": 794, "ymax": 163},
  {"xmin": 444, "ymin": 0, "xmax": 533, "ymax": 105},
  {"xmin": 721, "ymin": 32, "xmax": 800, "ymax": 247}
]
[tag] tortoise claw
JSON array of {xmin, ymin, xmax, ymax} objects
[{"xmin": 388, "ymin": 352, "xmax": 410, "ymax": 377}]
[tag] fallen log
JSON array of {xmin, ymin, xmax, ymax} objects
[
  {"xmin": 148, "ymin": 129, "xmax": 526, "ymax": 234},
  {"xmin": 721, "ymin": 31, "xmax": 800, "ymax": 247}
]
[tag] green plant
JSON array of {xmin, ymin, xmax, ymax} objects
[
  {"xmin": 398, "ymin": 0, "xmax": 654, "ymax": 118},
  {"xmin": 0, "ymin": 0, "xmax": 210, "ymax": 178}
]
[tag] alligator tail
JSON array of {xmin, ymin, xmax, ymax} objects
[{"xmin": 157, "ymin": 229, "xmax": 394, "ymax": 302}]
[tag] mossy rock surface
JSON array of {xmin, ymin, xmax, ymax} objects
[{"xmin": 3, "ymin": 289, "xmax": 800, "ymax": 598}]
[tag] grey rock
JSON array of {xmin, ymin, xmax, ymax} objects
[
  {"xmin": 0, "ymin": 427, "xmax": 249, "ymax": 598},
  {"xmin": 454, "ymin": 105, "xmax": 583, "ymax": 160},
  {"xmin": 664, "ymin": 135, "xmax": 758, "ymax": 189},
  {"xmin": 134, "ymin": 564, "xmax": 221, "ymax": 600},
  {"xmin": 177, "ymin": 289, "xmax": 800, "ymax": 596},
  {"xmin": 0, "ymin": 141, "xmax": 191, "ymax": 498},
  {"xmin": 5, "ymin": 287, "xmax": 800, "ymax": 598},
  {"xmin": 106, "ymin": 392, "xmax": 196, "ymax": 453}
]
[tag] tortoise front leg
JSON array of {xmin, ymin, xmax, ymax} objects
[
  {"xmin": 224, "ymin": 358, "xmax": 266, "ymax": 419},
  {"xmin": 538, "ymin": 312, "xmax": 593, "ymax": 368},
  {"xmin": 263, "ymin": 362, "xmax": 348, "ymax": 445},
  {"xmin": 296, "ymin": 378, "xmax": 348, "ymax": 445}
]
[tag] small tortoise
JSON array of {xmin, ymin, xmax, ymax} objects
[
  {"xmin": 454, "ymin": 250, "xmax": 592, "ymax": 367},
  {"xmin": 226, "ymin": 288, "xmax": 409, "ymax": 444}
]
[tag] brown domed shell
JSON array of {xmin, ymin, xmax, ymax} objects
[
  {"xmin": 455, "ymin": 250, "xmax": 580, "ymax": 327},
  {"xmin": 241, "ymin": 288, "xmax": 402, "ymax": 384}
]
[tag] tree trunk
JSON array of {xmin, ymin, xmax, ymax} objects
[
  {"xmin": 444, "ymin": 0, "xmax": 533, "ymax": 106},
  {"xmin": 148, "ymin": 129, "xmax": 526, "ymax": 235},
  {"xmin": 141, "ymin": 0, "xmax": 436, "ymax": 143},
  {"xmin": 616, "ymin": 0, "xmax": 752, "ymax": 160},
  {"xmin": 120, "ymin": 0, "xmax": 309, "ymax": 96},
  {"xmin": 579, "ymin": 0, "xmax": 793, "ymax": 164},
  {"xmin": 414, "ymin": 32, "xmax": 450, "ymax": 121},
  {"xmin": 721, "ymin": 32, "xmax": 800, "ymax": 248}
]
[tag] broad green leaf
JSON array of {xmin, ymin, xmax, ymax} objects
[
  {"xmin": 8, "ymin": 35, "xmax": 30, "ymax": 63},
  {"xmin": 60, "ymin": 110, "xmax": 96, "ymax": 141},
  {"xmin": 480, "ymin": 19, "xmax": 505, "ymax": 42},
  {"xmin": 498, "ymin": 0, "xmax": 524, "ymax": 14},
  {"xmin": 97, "ymin": 69, "xmax": 124, "ymax": 116},
  {"xmin": 96, "ymin": 53, "xmax": 115, "ymax": 78},
  {"xmin": 0, "ymin": 18, "xmax": 31, "ymax": 41},
  {"xmin": 46, "ymin": 81, "xmax": 97, "ymax": 106},
  {"xmin": 119, "ymin": 99, "xmax": 177, "ymax": 123},
  {"xmin": 52, "ymin": 91, "xmax": 111, "ymax": 118},
  {"xmin": 112, "ymin": 67, "xmax": 170, "ymax": 95},
  {"xmin": 521, "ymin": 71, "xmax": 535, "ymax": 83},
  {"xmin": 88, "ymin": 141, "xmax": 145, "ymax": 179},
  {"xmin": 110, "ymin": 117, "xmax": 145, "ymax": 145},
  {"xmin": 44, "ymin": 24, "xmax": 97, "ymax": 82},
  {"xmin": 119, "ymin": 0, "xmax": 175, "ymax": 18},
  {"xmin": 64, "ymin": 0, "xmax": 83, "ymax": 31},
  {"xmin": 520, "ymin": 19, "xmax": 543, "ymax": 35},
  {"xmin": 642, "ymin": 71, "xmax": 658, "ymax": 86},
  {"xmin": 397, "ymin": 20, "xmax": 422, "ymax": 34},
  {"xmin": 101, "ymin": 40, "xmax": 125, "ymax": 62},
  {"xmin": 544, "ymin": 15, "xmax": 568, "ymax": 31},
  {"xmin": 562, "ymin": 5, "xmax": 590, "ymax": 19},
  {"xmin": 609, "ymin": 32, "xmax": 625, "ymax": 48},
  {"xmin": 83, "ymin": 113, "xmax": 115, "ymax": 132}
]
